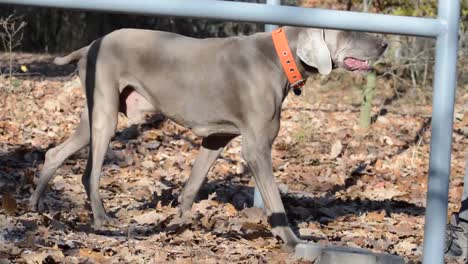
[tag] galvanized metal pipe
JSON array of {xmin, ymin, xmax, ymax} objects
[
  {"xmin": 0, "ymin": 0, "xmax": 442, "ymax": 37},
  {"xmin": 264, "ymin": 0, "xmax": 280, "ymax": 33},
  {"xmin": 422, "ymin": 0, "xmax": 460, "ymax": 263}
]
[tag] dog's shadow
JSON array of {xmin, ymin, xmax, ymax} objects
[{"xmin": 109, "ymin": 172, "xmax": 425, "ymax": 240}]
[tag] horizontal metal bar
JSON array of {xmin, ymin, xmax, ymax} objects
[{"xmin": 0, "ymin": 0, "xmax": 443, "ymax": 37}]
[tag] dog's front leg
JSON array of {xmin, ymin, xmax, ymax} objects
[{"xmin": 241, "ymin": 125, "xmax": 302, "ymax": 248}]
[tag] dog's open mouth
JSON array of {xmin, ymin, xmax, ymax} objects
[{"xmin": 343, "ymin": 57, "xmax": 372, "ymax": 71}]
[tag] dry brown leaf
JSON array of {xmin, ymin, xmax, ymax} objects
[
  {"xmin": 21, "ymin": 250, "xmax": 64, "ymax": 264},
  {"xmin": 380, "ymin": 136, "xmax": 394, "ymax": 146},
  {"xmin": 388, "ymin": 222, "xmax": 415, "ymax": 235},
  {"xmin": 224, "ymin": 203, "xmax": 238, "ymax": 217},
  {"xmin": 2, "ymin": 192, "xmax": 17, "ymax": 216},
  {"xmin": 21, "ymin": 252, "xmax": 49, "ymax": 264},
  {"xmin": 363, "ymin": 186, "xmax": 406, "ymax": 201},
  {"xmin": 394, "ymin": 240, "xmax": 419, "ymax": 255},
  {"xmin": 330, "ymin": 140, "xmax": 343, "ymax": 159},
  {"xmin": 366, "ymin": 210, "xmax": 386, "ymax": 222},
  {"xmin": 43, "ymin": 99, "xmax": 60, "ymax": 111},
  {"xmin": 141, "ymin": 160, "xmax": 156, "ymax": 170},
  {"xmin": 241, "ymin": 221, "xmax": 266, "ymax": 232},
  {"xmin": 375, "ymin": 159, "xmax": 383, "ymax": 170},
  {"xmin": 79, "ymin": 248, "xmax": 110, "ymax": 263},
  {"xmin": 133, "ymin": 211, "xmax": 164, "ymax": 225}
]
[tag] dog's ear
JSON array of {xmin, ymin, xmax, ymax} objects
[{"xmin": 297, "ymin": 29, "xmax": 332, "ymax": 75}]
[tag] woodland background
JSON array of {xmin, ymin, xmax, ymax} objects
[{"xmin": 0, "ymin": 0, "xmax": 468, "ymax": 263}]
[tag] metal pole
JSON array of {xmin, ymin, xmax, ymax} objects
[
  {"xmin": 422, "ymin": 0, "xmax": 460, "ymax": 263},
  {"xmin": 253, "ymin": 0, "xmax": 280, "ymax": 209},
  {"xmin": 265, "ymin": 0, "xmax": 280, "ymax": 32},
  {"xmin": 0, "ymin": 0, "xmax": 442, "ymax": 37}
]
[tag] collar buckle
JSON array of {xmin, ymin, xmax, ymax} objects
[
  {"xmin": 291, "ymin": 79, "xmax": 305, "ymax": 95},
  {"xmin": 290, "ymin": 79, "xmax": 305, "ymax": 90}
]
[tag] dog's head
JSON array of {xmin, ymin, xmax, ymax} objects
[{"xmin": 297, "ymin": 28, "xmax": 387, "ymax": 75}]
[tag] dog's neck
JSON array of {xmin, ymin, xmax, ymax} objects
[
  {"xmin": 254, "ymin": 26, "xmax": 314, "ymax": 101},
  {"xmin": 281, "ymin": 26, "xmax": 302, "ymax": 66},
  {"xmin": 277, "ymin": 26, "xmax": 314, "ymax": 98}
]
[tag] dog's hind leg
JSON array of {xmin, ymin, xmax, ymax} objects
[
  {"xmin": 84, "ymin": 78, "xmax": 120, "ymax": 228},
  {"xmin": 30, "ymin": 109, "xmax": 90, "ymax": 211},
  {"xmin": 178, "ymin": 135, "xmax": 236, "ymax": 217}
]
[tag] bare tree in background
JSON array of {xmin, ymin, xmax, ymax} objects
[{"xmin": 0, "ymin": 15, "xmax": 26, "ymax": 80}]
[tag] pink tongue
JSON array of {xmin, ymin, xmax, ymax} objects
[{"xmin": 345, "ymin": 58, "xmax": 369, "ymax": 70}]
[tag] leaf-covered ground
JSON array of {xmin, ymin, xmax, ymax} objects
[{"xmin": 0, "ymin": 53, "xmax": 467, "ymax": 263}]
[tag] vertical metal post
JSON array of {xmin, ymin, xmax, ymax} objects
[
  {"xmin": 265, "ymin": 0, "xmax": 280, "ymax": 32},
  {"xmin": 422, "ymin": 0, "xmax": 460, "ymax": 263},
  {"xmin": 253, "ymin": 0, "xmax": 280, "ymax": 209}
]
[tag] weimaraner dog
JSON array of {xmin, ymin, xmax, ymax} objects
[{"xmin": 30, "ymin": 26, "xmax": 387, "ymax": 248}]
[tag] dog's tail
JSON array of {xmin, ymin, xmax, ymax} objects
[
  {"xmin": 53, "ymin": 46, "xmax": 89, "ymax": 65},
  {"xmin": 82, "ymin": 38, "xmax": 103, "ymax": 194}
]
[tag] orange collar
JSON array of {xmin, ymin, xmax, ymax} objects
[{"xmin": 271, "ymin": 27, "xmax": 305, "ymax": 96}]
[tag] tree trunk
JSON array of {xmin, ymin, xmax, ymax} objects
[{"xmin": 359, "ymin": 71, "xmax": 376, "ymax": 129}]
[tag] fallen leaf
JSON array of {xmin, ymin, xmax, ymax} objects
[
  {"xmin": 21, "ymin": 252, "xmax": 48, "ymax": 264},
  {"xmin": 79, "ymin": 248, "xmax": 109, "ymax": 263},
  {"xmin": 21, "ymin": 250, "xmax": 64, "ymax": 264},
  {"xmin": 366, "ymin": 210, "xmax": 386, "ymax": 222},
  {"xmin": 394, "ymin": 240, "xmax": 419, "ymax": 255},
  {"xmin": 2, "ymin": 192, "xmax": 17, "ymax": 216},
  {"xmin": 133, "ymin": 211, "xmax": 164, "ymax": 225},
  {"xmin": 330, "ymin": 140, "xmax": 343, "ymax": 159},
  {"xmin": 224, "ymin": 203, "xmax": 238, "ymax": 217},
  {"xmin": 141, "ymin": 160, "xmax": 156, "ymax": 169},
  {"xmin": 241, "ymin": 207, "xmax": 265, "ymax": 223}
]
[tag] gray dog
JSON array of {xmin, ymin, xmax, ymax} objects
[{"xmin": 30, "ymin": 26, "xmax": 387, "ymax": 248}]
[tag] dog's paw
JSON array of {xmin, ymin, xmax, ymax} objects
[
  {"xmin": 29, "ymin": 201, "xmax": 38, "ymax": 212},
  {"xmin": 29, "ymin": 195, "xmax": 44, "ymax": 212},
  {"xmin": 92, "ymin": 216, "xmax": 121, "ymax": 229},
  {"xmin": 172, "ymin": 211, "xmax": 194, "ymax": 227}
]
